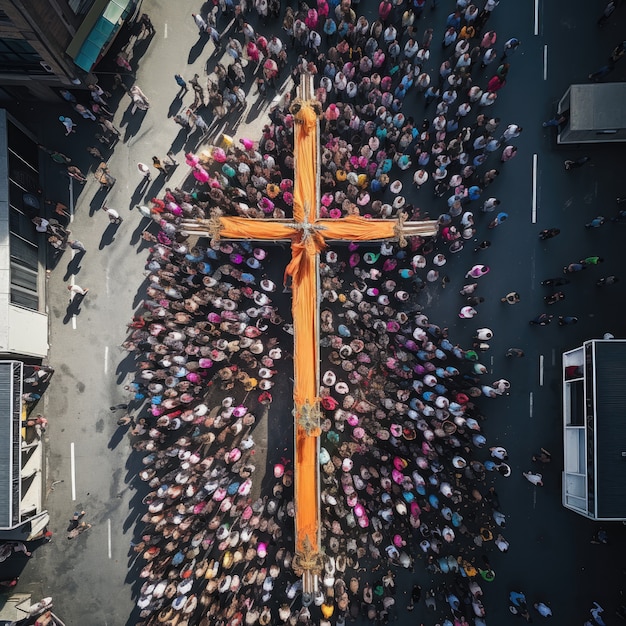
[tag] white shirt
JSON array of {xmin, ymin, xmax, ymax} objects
[
  {"xmin": 193, "ymin": 14, "xmax": 207, "ymax": 30},
  {"xmin": 524, "ymin": 472, "xmax": 542, "ymax": 485}
]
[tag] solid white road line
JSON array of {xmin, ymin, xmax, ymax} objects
[
  {"xmin": 164, "ymin": 23, "xmax": 168, "ymax": 39},
  {"xmin": 69, "ymin": 178, "xmax": 74, "ymax": 223},
  {"xmin": 534, "ymin": 0, "xmax": 539, "ymax": 35},
  {"xmin": 70, "ymin": 275, "xmax": 77, "ymax": 330},
  {"xmin": 539, "ymin": 354, "xmax": 544, "ymax": 386},
  {"xmin": 529, "ymin": 391, "xmax": 533, "ymax": 418},
  {"xmin": 104, "ymin": 346, "xmax": 109, "ymax": 375},
  {"xmin": 543, "ymin": 45, "xmax": 548, "ymax": 80},
  {"xmin": 107, "ymin": 519, "xmax": 112, "ymax": 559},
  {"xmin": 70, "ymin": 442, "xmax": 76, "ymax": 501},
  {"xmin": 531, "ymin": 154, "xmax": 538, "ymax": 223}
]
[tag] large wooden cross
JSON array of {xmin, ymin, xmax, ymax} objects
[{"xmin": 182, "ymin": 74, "xmax": 438, "ymax": 592}]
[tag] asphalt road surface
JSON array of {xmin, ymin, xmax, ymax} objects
[{"xmin": 10, "ymin": 0, "xmax": 626, "ymax": 624}]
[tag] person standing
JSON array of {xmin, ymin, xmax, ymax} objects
[{"xmin": 98, "ymin": 117, "xmax": 121, "ymax": 137}]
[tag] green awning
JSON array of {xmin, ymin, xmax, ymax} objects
[{"xmin": 67, "ymin": 0, "xmax": 133, "ymax": 72}]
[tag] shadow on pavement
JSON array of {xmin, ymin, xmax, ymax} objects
[
  {"xmin": 62, "ymin": 252, "xmax": 84, "ymax": 281},
  {"xmin": 121, "ymin": 105, "xmax": 148, "ymax": 144},
  {"xmin": 188, "ymin": 33, "xmax": 210, "ymax": 64},
  {"xmin": 62, "ymin": 295, "xmax": 83, "ymax": 324},
  {"xmin": 98, "ymin": 221, "xmax": 121, "ymax": 249},
  {"xmin": 167, "ymin": 95, "xmax": 184, "ymax": 119},
  {"xmin": 108, "ymin": 425, "xmax": 128, "ymax": 450}
]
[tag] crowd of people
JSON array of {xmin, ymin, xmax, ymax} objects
[
  {"xmin": 21, "ymin": 0, "xmax": 623, "ymax": 624},
  {"xmin": 114, "ymin": 1, "xmax": 544, "ymax": 625}
]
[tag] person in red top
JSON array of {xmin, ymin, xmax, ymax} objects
[{"xmin": 379, "ymin": 0, "xmax": 392, "ymax": 23}]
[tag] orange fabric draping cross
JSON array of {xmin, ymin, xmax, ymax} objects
[{"xmin": 209, "ymin": 99, "xmax": 437, "ymax": 565}]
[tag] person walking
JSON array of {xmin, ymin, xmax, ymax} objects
[
  {"xmin": 529, "ymin": 313, "xmax": 553, "ymax": 326},
  {"xmin": 68, "ymin": 239, "xmax": 86, "ymax": 254},
  {"xmin": 585, "ymin": 216, "xmax": 606, "ymax": 228},
  {"xmin": 59, "ymin": 116, "xmax": 76, "ymax": 135},
  {"xmin": 539, "ymin": 228, "xmax": 560, "ymax": 240},
  {"xmin": 532, "ymin": 448, "xmax": 551, "ymax": 463},
  {"xmin": 500, "ymin": 123, "xmax": 522, "ymax": 143},
  {"xmin": 102, "ymin": 206, "xmax": 122, "ymax": 224},
  {"xmin": 581, "ymin": 256, "xmax": 604, "ymax": 265},
  {"xmin": 500, "ymin": 145, "xmax": 517, "ymax": 162},
  {"xmin": 501, "ymin": 37, "xmax": 520, "ymax": 59},
  {"xmin": 67, "ymin": 165, "xmax": 87, "ymax": 183},
  {"xmin": 482, "ymin": 197, "xmax": 500, "ymax": 212},
  {"xmin": 67, "ymin": 284, "xmax": 89, "ymax": 301},
  {"xmin": 558, "ymin": 315, "xmax": 578, "ymax": 325},
  {"xmin": 501, "ymin": 291, "xmax": 520, "ymax": 304},
  {"xmin": 465, "ymin": 265, "xmax": 490, "ymax": 279},
  {"xmin": 598, "ymin": 1, "xmax": 615, "ymax": 26},
  {"xmin": 488, "ymin": 212, "xmax": 508, "ymax": 228},
  {"xmin": 522, "ymin": 471, "xmax": 543, "ymax": 486},
  {"xmin": 534, "ymin": 602, "xmax": 553, "ymax": 617},
  {"xmin": 67, "ymin": 510, "xmax": 92, "ymax": 539},
  {"xmin": 564, "ymin": 156, "xmax": 590, "ymax": 169},
  {"xmin": 544, "ymin": 291, "xmax": 565, "ymax": 305},
  {"xmin": 542, "ymin": 277, "xmax": 570, "ymax": 286},
  {"xmin": 459, "ymin": 306, "xmax": 478, "ymax": 319},
  {"xmin": 192, "ymin": 12, "xmax": 207, "ymax": 34},
  {"xmin": 137, "ymin": 162, "xmax": 151, "ymax": 182},
  {"xmin": 590, "ymin": 601, "xmax": 606, "ymax": 625},
  {"xmin": 589, "ymin": 63, "xmax": 615, "ymax": 81},
  {"xmin": 152, "ymin": 154, "xmax": 176, "ymax": 176},
  {"xmin": 174, "ymin": 74, "xmax": 188, "ymax": 95},
  {"xmin": 596, "ymin": 275, "xmax": 619, "ymax": 286}
]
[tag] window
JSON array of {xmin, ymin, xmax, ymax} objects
[
  {"xmin": 68, "ymin": 0, "xmax": 97, "ymax": 16},
  {"xmin": 0, "ymin": 38, "xmax": 47, "ymax": 75}
]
